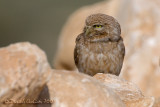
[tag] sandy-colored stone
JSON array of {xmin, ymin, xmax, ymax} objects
[
  {"xmin": 0, "ymin": 42, "xmax": 51, "ymax": 107},
  {"xmin": 118, "ymin": 0, "xmax": 160, "ymax": 98},
  {"xmin": 43, "ymin": 70, "xmax": 125, "ymax": 107},
  {"xmin": 54, "ymin": 0, "xmax": 160, "ymax": 98},
  {"xmin": 153, "ymin": 98, "xmax": 160, "ymax": 107},
  {"xmin": 93, "ymin": 73, "xmax": 155, "ymax": 107}
]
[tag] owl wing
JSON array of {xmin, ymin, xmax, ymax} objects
[
  {"xmin": 74, "ymin": 46, "xmax": 78, "ymax": 66},
  {"xmin": 119, "ymin": 36, "xmax": 125, "ymax": 58},
  {"xmin": 74, "ymin": 33, "xmax": 84, "ymax": 66}
]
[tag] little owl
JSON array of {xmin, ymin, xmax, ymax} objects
[{"xmin": 74, "ymin": 13, "xmax": 125, "ymax": 76}]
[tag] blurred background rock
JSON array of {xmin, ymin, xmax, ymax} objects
[{"xmin": 0, "ymin": 0, "xmax": 102, "ymax": 66}]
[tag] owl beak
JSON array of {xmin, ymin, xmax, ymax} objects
[{"xmin": 85, "ymin": 26, "xmax": 91, "ymax": 36}]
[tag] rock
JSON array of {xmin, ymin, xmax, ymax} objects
[
  {"xmin": 0, "ymin": 42, "xmax": 51, "ymax": 107},
  {"xmin": 93, "ymin": 73, "xmax": 155, "ymax": 107},
  {"xmin": 118, "ymin": 0, "xmax": 160, "ymax": 98},
  {"xmin": 42, "ymin": 70, "xmax": 125, "ymax": 107},
  {"xmin": 54, "ymin": 0, "xmax": 160, "ymax": 98},
  {"xmin": 153, "ymin": 98, "xmax": 160, "ymax": 107}
]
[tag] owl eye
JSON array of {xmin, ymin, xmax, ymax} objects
[{"xmin": 93, "ymin": 25, "xmax": 103, "ymax": 28}]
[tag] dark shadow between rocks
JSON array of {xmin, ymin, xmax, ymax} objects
[{"xmin": 37, "ymin": 84, "xmax": 51, "ymax": 107}]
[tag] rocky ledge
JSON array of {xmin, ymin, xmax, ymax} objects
[{"xmin": 0, "ymin": 42, "xmax": 156, "ymax": 107}]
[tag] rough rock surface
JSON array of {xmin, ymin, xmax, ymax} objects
[
  {"xmin": 153, "ymin": 98, "xmax": 160, "ymax": 107},
  {"xmin": 119, "ymin": 0, "xmax": 160, "ymax": 98},
  {"xmin": 0, "ymin": 42, "xmax": 51, "ymax": 107},
  {"xmin": 53, "ymin": 0, "xmax": 160, "ymax": 98},
  {"xmin": 44, "ymin": 70, "xmax": 125, "ymax": 107},
  {"xmin": 0, "ymin": 41, "xmax": 157, "ymax": 107},
  {"xmin": 93, "ymin": 73, "xmax": 155, "ymax": 107}
]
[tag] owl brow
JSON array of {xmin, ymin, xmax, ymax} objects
[{"xmin": 104, "ymin": 23, "xmax": 109, "ymax": 25}]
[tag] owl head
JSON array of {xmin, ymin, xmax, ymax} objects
[{"xmin": 84, "ymin": 13, "xmax": 121, "ymax": 42}]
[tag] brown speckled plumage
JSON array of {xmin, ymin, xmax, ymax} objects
[{"xmin": 74, "ymin": 13, "xmax": 125, "ymax": 76}]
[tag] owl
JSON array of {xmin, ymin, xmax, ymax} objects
[{"xmin": 74, "ymin": 13, "xmax": 125, "ymax": 76}]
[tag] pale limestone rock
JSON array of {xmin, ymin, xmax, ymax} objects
[
  {"xmin": 119, "ymin": 0, "xmax": 160, "ymax": 98},
  {"xmin": 0, "ymin": 42, "xmax": 51, "ymax": 107},
  {"xmin": 93, "ymin": 73, "xmax": 155, "ymax": 107},
  {"xmin": 153, "ymin": 98, "xmax": 160, "ymax": 107},
  {"xmin": 45, "ymin": 70, "xmax": 125, "ymax": 107}
]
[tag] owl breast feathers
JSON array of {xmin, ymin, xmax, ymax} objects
[{"xmin": 74, "ymin": 13, "xmax": 125, "ymax": 76}]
